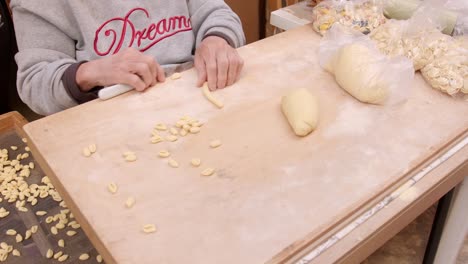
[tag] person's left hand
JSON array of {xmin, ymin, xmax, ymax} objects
[{"xmin": 195, "ymin": 36, "xmax": 244, "ymax": 91}]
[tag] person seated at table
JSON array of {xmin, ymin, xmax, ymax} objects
[{"xmin": 11, "ymin": 0, "xmax": 245, "ymax": 116}]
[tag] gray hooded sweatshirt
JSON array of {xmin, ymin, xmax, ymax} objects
[{"xmin": 11, "ymin": 0, "xmax": 245, "ymax": 115}]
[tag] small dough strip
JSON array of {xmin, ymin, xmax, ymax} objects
[{"xmin": 202, "ymin": 83, "xmax": 224, "ymax": 109}]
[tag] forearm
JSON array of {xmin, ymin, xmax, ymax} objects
[
  {"xmin": 15, "ymin": 51, "xmax": 78, "ymax": 115},
  {"xmin": 75, "ymin": 60, "xmax": 101, "ymax": 92},
  {"xmin": 62, "ymin": 61, "xmax": 100, "ymax": 104},
  {"xmin": 189, "ymin": 0, "xmax": 246, "ymax": 48},
  {"xmin": 12, "ymin": 2, "xmax": 83, "ymax": 115}
]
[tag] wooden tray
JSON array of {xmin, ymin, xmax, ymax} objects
[{"xmin": 0, "ymin": 112, "xmax": 101, "ymax": 263}]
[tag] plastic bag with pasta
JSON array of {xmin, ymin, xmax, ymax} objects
[{"xmin": 312, "ymin": 0, "xmax": 387, "ymax": 36}]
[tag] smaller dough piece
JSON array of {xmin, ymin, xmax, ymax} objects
[
  {"xmin": 169, "ymin": 127, "xmax": 179, "ymax": 136},
  {"xmin": 189, "ymin": 127, "xmax": 200, "ymax": 134},
  {"xmin": 175, "ymin": 120, "xmax": 186, "ymax": 128},
  {"xmin": 82, "ymin": 143, "xmax": 96, "ymax": 157},
  {"xmin": 155, "ymin": 124, "xmax": 167, "ymax": 131},
  {"xmin": 107, "ymin": 182, "xmax": 118, "ymax": 194},
  {"xmin": 125, "ymin": 197, "xmax": 136, "ymax": 208},
  {"xmin": 191, "ymin": 158, "xmax": 201, "ymax": 167},
  {"xmin": 202, "ymin": 83, "xmax": 224, "ymax": 109},
  {"xmin": 151, "ymin": 135, "xmax": 163, "ymax": 144},
  {"xmin": 158, "ymin": 150, "xmax": 171, "ymax": 158},
  {"xmin": 201, "ymin": 168, "xmax": 215, "ymax": 176},
  {"xmin": 82, "ymin": 147, "xmax": 91, "ymax": 157},
  {"xmin": 166, "ymin": 135, "xmax": 178, "ymax": 142},
  {"xmin": 281, "ymin": 88, "xmax": 319, "ymax": 137},
  {"xmin": 171, "ymin": 72, "xmax": 182, "ymax": 80},
  {"xmin": 142, "ymin": 224, "xmax": 157, "ymax": 233},
  {"xmin": 123, "ymin": 151, "xmax": 137, "ymax": 162},
  {"xmin": 209, "ymin": 140, "xmax": 222, "ymax": 148},
  {"xmin": 168, "ymin": 159, "xmax": 179, "ymax": 168},
  {"xmin": 88, "ymin": 144, "xmax": 97, "ymax": 153}
]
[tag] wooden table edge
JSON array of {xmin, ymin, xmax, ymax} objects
[
  {"xmin": 269, "ymin": 129, "xmax": 468, "ymax": 264},
  {"xmin": 335, "ymin": 156, "xmax": 468, "ymax": 264}
]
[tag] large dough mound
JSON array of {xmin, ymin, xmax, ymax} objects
[
  {"xmin": 281, "ymin": 88, "xmax": 319, "ymax": 137},
  {"xmin": 334, "ymin": 43, "xmax": 390, "ymax": 104}
]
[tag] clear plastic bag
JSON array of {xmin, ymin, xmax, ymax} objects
[
  {"xmin": 410, "ymin": 0, "xmax": 459, "ymax": 35},
  {"xmin": 453, "ymin": 15, "xmax": 468, "ymax": 36},
  {"xmin": 383, "ymin": 0, "xmax": 467, "ymax": 36},
  {"xmin": 383, "ymin": 0, "xmax": 421, "ymax": 20},
  {"xmin": 318, "ymin": 24, "xmax": 414, "ymax": 105},
  {"xmin": 374, "ymin": 0, "xmax": 467, "ymax": 97},
  {"xmin": 415, "ymin": 0, "xmax": 468, "ymax": 96},
  {"xmin": 369, "ymin": 19, "xmax": 406, "ymax": 58},
  {"xmin": 445, "ymin": 0, "xmax": 468, "ymax": 36},
  {"xmin": 420, "ymin": 37, "xmax": 468, "ymax": 96},
  {"xmin": 402, "ymin": 28, "xmax": 455, "ymax": 71},
  {"xmin": 311, "ymin": 0, "xmax": 387, "ymax": 36},
  {"xmin": 370, "ymin": 2, "xmax": 458, "ymax": 71}
]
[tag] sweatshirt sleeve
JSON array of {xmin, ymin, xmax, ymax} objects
[
  {"xmin": 188, "ymin": 0, "xmax": 246, "ymax": 48},
  {"xmin": 11, "ymin": 2, "xmax": 79, "ymax": 116}
]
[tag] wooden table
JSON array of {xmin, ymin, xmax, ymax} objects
[
  {"xmin": 269, "ymin": 3, "xmax": 468, "ymax": 261},
  {"xmin": 24, "ymin": 25, "xmax": 468, "ymax": 264}
]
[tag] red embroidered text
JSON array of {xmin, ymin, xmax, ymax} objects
[{"xmin": 94, "ymin": 8, "xmax": 192, "ymax": 56}]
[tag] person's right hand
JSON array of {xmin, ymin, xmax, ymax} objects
[{"xmin": 76, "ymin": 48, "xmax": 166, "ymax": 92}]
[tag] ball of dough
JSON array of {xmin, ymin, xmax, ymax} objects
[
  {"xmin": 334, "ymin": 43, "xmax": 389, "ymax": 104},
  {"xmin": 281, "ymin": 88, "xmax": 319, "ymax": 137}
]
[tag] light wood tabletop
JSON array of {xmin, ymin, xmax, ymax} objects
[{"xmin": 23, "ymin": 25, "xmax": 468, "ymax": 264}]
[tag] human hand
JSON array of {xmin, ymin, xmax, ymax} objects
[
  {"xmin": 76, "ymin": 48, "xmax": 165, "ymax": 92},
  {"xmin": 195, "ymin": 36, "xmax": 244, "ymax": 91}
]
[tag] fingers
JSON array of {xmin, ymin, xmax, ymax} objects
[
  {"xmin": 155, "ymin": 62, "xmax": 166, "ymax": 83},
  {"xmin": 195, "ymin": 53, "xmax": 207, "ymax": 87},
  {"xmin": 140, "ymin": 56, "xmax": 164, "ymax": 85},
  {"xmin": 125, "ymin": 62, "xmax": 153, "ymax": 90},
  {"xmin": 194, "ymin": 36, "xmax": 245, "ymax": 91},
  {"xmin": 205, "ymin": 55, "xmax": 218, "ymax": 91},
  {"xmin": 226, "ymin": 52, "xmax": 239, "ymax": 87},
  {"xmin": 216, "ymin": 53, "xmax": 229, "ymax": 89},
  {"xmin": 117, "ymin": 73, "xmax": 146, "ymax": 92},
  {"xmin": 194, "ymin": 42, "xmax": 218, "ymax": 91},
  {"xmin": 235, "ymin": 54, "xmax": 244, "ymax": 82},
  {"xmin": 120, "ymin": 49, "xmax": 166, "ymax": 90},
  {"xmin": 141, "ymin": 55, "xmax": 158, "ymax": 86}
]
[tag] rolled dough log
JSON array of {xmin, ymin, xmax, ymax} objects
[
  {"xmin": 334, "ymin": 43, "xmax": 389, "ymax": 104},
  {"xmin": 281, "ymin": 88, "xmax": 319, "ymax": 137}
]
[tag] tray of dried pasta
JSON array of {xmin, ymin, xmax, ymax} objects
[{"xmin": 0, "ymin": 112, "xmax": 103, "ymax": 263}]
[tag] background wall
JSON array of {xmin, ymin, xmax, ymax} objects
[
  {"xmin": 224, "ymin": 0, "xmax": 307, "ymax": 43},
  {"xmin": 225, "ymin": 0, "xmax": 262, "ymax": 44}
]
